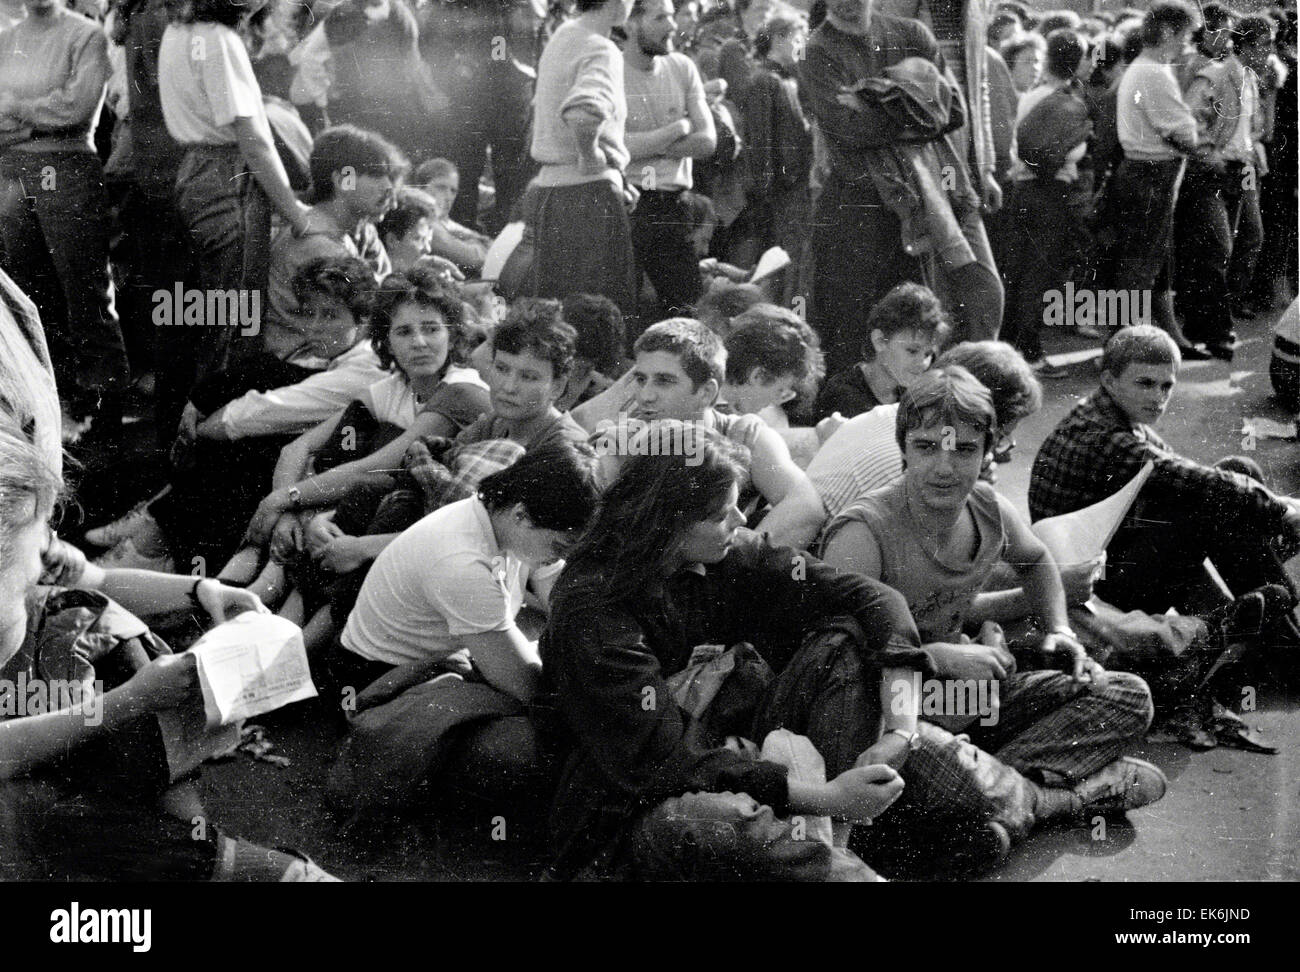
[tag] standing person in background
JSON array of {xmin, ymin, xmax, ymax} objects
[
  {"xmin": 519, "ymin": 0, "xmax": 639, "ymax": 317},
  {"xmin": 1251, "ymin": 13, "xmax": 1296, "ymax": 310},
  {"xmin": 0, "ymin": 0, "xmax": 130, "ymax": 438},
  {"xmin": 158, "ymin": 0, "xmax": 314, "ymax": 427},
  {"xmin": 623, "ymin": 0, "xmax": 717, "ymax": 326}
]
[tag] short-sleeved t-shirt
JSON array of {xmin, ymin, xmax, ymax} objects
[
  {"xmin": 158, "ymin": 22, "xmax": 273, "ymax": 145},
  {"xmin": 359, "ymin": 366, "xmax": 490, "ymax": 429},
  {"xmin": 341, "ymin": 496, "xmax": 528, "ymax": 666},
  {"xmin": 807, "ymin": 404, "xmax": 903, "ymax": 522},
  {"xmin": 625, "ymin": 51, "xmax": 708, "ymax": 191},
  {"xmin": 823, "ymin": 478, "xmax": 1007, "ymax": 642}
]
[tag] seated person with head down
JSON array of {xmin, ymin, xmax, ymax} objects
[
  {"xmin": 587, "ymin": 318, "xmax": 828, "ymax": 548},
  {"xmin": 324, "ymin": 440, "xmax": 601, "ymax": 812},
  {"xmin": 1029, "ymin": 325, "xmax": 1300, "ymax": 617},
  {"xmin": 411, "ymin": 157, "xmax": 491, "ymax": 274},
  {"xmin": 554, "ymin": 293, "xmax": 627, "ymax": 413},
  {"xmin": 820, "ymin": 367, "xmax": 1164, "ymax": 874},
  {"xmin": 539, "ymin": 427, "xmax": 929, "ymax": 881},
  {"xmin": 719, "ymin": 303, "xmax": 824, "ymax": 431},
  {"xmin": 815, "ymin": 281, "xmax": 944, "ymax": 422}
]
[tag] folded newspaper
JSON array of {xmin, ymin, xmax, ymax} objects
[
  {"xmin": 1031, "ymin": 461, "xmax": 1154, "ymax": 568},
  {"xmin": 190, "ymin": 613, "xmax": 318, "ymax": 728}
]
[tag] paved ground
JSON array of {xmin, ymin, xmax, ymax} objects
[{"xmin": 70, "ymin": 300, "xmax": 1299, "ymax": 882}]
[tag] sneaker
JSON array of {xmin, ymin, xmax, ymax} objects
[
  {"xmin": 85, "ymin": 502, "xmax": 162, "ymax": 549},
  {"xmin": 93, "ymin": 536, "xmax": 175, "ymax": 573},
  {"xmin": 1032, "ymin": 359, "xmax": 1070, "ymax": 379},
  {"xmin": 1073, "ymin": 756, "xmax": 1168, "ymax": 817}
]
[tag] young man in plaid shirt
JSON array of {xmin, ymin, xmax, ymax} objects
[{"xmin": 1029, "ymin": 325, "xmax": 1300, "ymax": 616}]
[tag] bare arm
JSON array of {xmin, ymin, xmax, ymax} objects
[
  {"xmin": 272, "ymin": 411, "xmax": 346, "ymax": 490},
  {"xmin": 747, "ymin": 424, "xmax": 827, "ymax": 548},
  {"xmin": 453, "ymin": 627, "xmax": 542, "ymax": 703},
  {"xmin": 232, "ymin": 116, "xmax": 310, "ymax": 232}
]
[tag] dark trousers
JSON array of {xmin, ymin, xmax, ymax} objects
[
  {"xmin": 518, "ymin": 179, "xmax": 637, "ymax": 318},
  {"xmin": 1003, "ymin": 178, "xmax": 1088, "ymax": 361},
  {"xmin": 1228, "ymin": 183, "xmax": 1263, "ymax": 300},
  {"xmin": 0, "ymin": 150, "xmax": 129, "ymax": 403},
  {"xmin": 631, "ymin": 188, "xmax": 704, "ymax": 328},
  {"xmin": 1254, "ymin": 164, "xmax": 1299, "ymax": 302},
  {"xmin": 1175, "ymin": 161, "xmax": 1241, "ymax": 346},
  {"xmin": 1109, "ymin": 157, "xmax": 1184, "ymax": 294},
  {"xmin": 812, "ymin": 173, "xmax": 926, "ymax": 376}
]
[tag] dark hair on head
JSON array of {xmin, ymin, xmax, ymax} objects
[
  {"xmin": 379, "ymin": 187, "xmax": 440, "ymax": 244},
  {"xmin": 692, "ymin": 281, "xmax": 767, "ymax": 334},
  {"xmin": 1089, "ymin": 34, "xmax": 1125, "ymax": 78},
  {"xmin": 1237, "ymin": 13, "xmax": 1278, "ymax": 48},
  {"xmin": 755, "ymin": 11, "xmax": 805, "ymax": 57},
  {"xmin": 996, "ymin": 1, "xmax": 1029, "ymax": 24},
  {"xmin": 575, "ymin": 0, "xmax": 611, "ymax": 10},
  {"xmin": 309, "ymin": 125, "xmax": 408, "ymax": 202},
  {"xmin": 1141, "ymin": 0, "xmax": 1198, "ymax": 48},
  {"xmin": 557, "ymin": 427, "xmax": 749, "ymax": 606},
  {"xmin": 290, "ymin": 254, "xmax": 375, "ymax": 323},
  {"xmin": 634, "ymin": 317, "xmax": 726, "ymax": 390},
  {"xmin": 1199, "ymin": 2, "xmax": 1234, "ymax": 34},
  {"xmin": 725, "ymin": 303, "xmax": 823, "ymax": 396},
  {"xmin": 989, "ymin": 11, "xmax": 1022, "ymax": 44},
  {"xmin": 896, "ymin": 365, "xmax": 999, "ymax": 455},
  {"xmin": 368, "ymin": 267, "xmax": 472, "ymax": 375},
  {"xmin": 1101, "ymin": 324, "xmax": 1180, "ymax": 377},
  {"xmin": 181, "ymin": 0, "xmax": 253, "ymax": 28},
  {"xmin": 1120, "ymin": 23, "xmax": 1145, "ymax": 60},
  {"xmin": 413, "ymin": 157, "xmax": 458, "ymax": 185},
  {"xmin": 1037, "ymin": 9, "xmax": 1081, "ymax": 36},
  {"xmin": 1045, "ymin": 28, "xmax": 1086, "ymax": 77},
  {"xmin": 1001, "ymin": 31, "xmax": 1047, "ymax": 68},
  {"xmin": 477, "ymin": 439, "xmax": 601, "ymax": 534},
  {"xmin": 863, "ymin": 281, "xmax": 946, "ymax": 359},
  {"xmin": 936, "ymin": 341, "xmax": 1042, "ymax": 428},
  {"xmin": 562, "ymin": 293, "xmax": 625, "ymax": 376},
  {"xmin": 493, "ymin": 298, "xmax": 577, "ymax": 380}
]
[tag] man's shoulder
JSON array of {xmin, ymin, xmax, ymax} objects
[{"xmin": 663, "ymin": 51, "xmax": 702, "ymax": 79}]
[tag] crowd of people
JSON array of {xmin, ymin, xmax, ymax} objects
[{"xmin": 0, "ymin": 0, "xmax": 1298, "ymax": 882}]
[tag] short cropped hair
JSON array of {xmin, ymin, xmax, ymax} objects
[
  {"xmin": 369, "ymin": 267, "xmax": 472, "ymax": 374},
  {"xmin": 864, "ymin": 281, "xmax": 946, "ymax": 359},
  {"xmin": 290, "ymin": 255, "xmax": 375, "ymax": 323},
  {"xmin": 309, "ymin": 125, "xmax": 408, "ymax": 202},
  {"xmin": 378, "ymin": 187, "xmax": 439, "ymax": 244},
  {"xmin": 1100, "ymin": 325, "xmax": 1181, "ymax": 377},
  {"xmin": 477, "ymin": 439, "xmax": 601, "ymax": 534},
  {"xmin": 634, "ymin": 318, "xmax": 726, "ymax": 390},
  {"xmin": 936, "ymin": 341, "xmax": 1042, "ymax": 428},
  {"xmin": 563, "ymin": 293, "xmax": 625, "ymax": 376},
  {"xmin": 1141, "ymin": 1, "xmax": 1197, "ymax": 48},
  {"xmin": 1038, "ymin": 9, "xmax": 1081, "ymax": 36},
  {"xmin": 693, "ymin": 281, "xmax": 768, "ymax": 335},
  {"xmin": 493, "ymin": 298, "xmax": 577, "ymax": 380},
  {"xmin": 896, "ymin": 366, "xmax": 999, "ymax": 454},
  {"xmin": 1045, "ymin": 28, "xmax": 1086, "ymax": 78},
  {"xmin": 725, "ymin": 304, "xmax": 821, "ymax": 386}
]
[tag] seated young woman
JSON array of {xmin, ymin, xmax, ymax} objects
[
  {"xmin": 0, "ymin": 277, "xmax": 338, "ymax": 881},
  {"xmin": 323, "ymin": 440, "xmax": 600, "ymax": 812},
  {"xmin": 226, "ymin": 266, "xmax": 491, "ymax": 608}
]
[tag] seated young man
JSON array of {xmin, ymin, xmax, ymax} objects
[
  {"xmin": 538, "ymin": 428, "xmax": 925, "ymax": 881},
  {"xmin": 1029, "ymin": 325, "xmax": 1300, "ymax": 616},
  {"xmin": 820, "ymin": 367, "xmax": 1165, "ymax": 873},
  {"xmin": 809, "ymin": 340, "xmax": 1043, "ymax": 522},
  {"xmin": 324, "ymin": 441, "xmax": 600, "ymax": 812},
  {"xmin": 814, "ymin": 282, "xmax": 944, "ymax": 422},
  {"xmin": 719, "ymin": 303, "xmax": 824, "ymax": 430},
  {"xmin": 584, "ymin": 318, "xmax": 827, "ymax": 547}
]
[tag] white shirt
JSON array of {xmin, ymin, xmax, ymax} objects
[
  {"xmin": 624, "ymin": 52, "xmax": 706, "ymax": 192},
  {"xmin": 358, "ymin": 365, "xmax": 489, "ymax": 428},
  {"xmin": 342, "ymin": 497, "xmax": 529, "ymax": 667},
  {"xmin": 806, "ymin": 404, "xmax": 904, "ymax": 525},
  {"xmin": 219, "ymin": 342, "xmax": 387, "ymax": 440},
  {"xmin": 158, "ymin": 22, "xmax": 273, "ymax": 145}
]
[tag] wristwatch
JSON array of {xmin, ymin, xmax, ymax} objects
[{"xmin": 887, "ymin": 728, "xmax": 922, "ymax": 751}]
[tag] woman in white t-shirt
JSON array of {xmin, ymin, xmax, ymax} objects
[{"xmin": 158, "ymin": 0, "xmax": 313, "ymax": 385}]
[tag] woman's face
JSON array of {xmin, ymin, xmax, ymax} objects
[
  {"xmin": 388, "ymin": 301, "xmax": 450, "ymax": 381},
  {"xmin": 675, "ymin": 482, "xmax": 746, "ymax": 565},
  {"xmin": 0, "ymin": 505, "xmax": 48, "ymax": 668},
  {"xmin": 873, "ymin": 329, "xmax": 934, "ymax": 391},
  {"xmin": 300, "ymin": 294, "xmax": 359, "ymax": 360},
  {"xmin": 489, "ymin": 348, "xmax": 564, "ymax": 422}
]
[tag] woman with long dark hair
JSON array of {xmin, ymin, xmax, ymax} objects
[{"xmin": 538, "ymin": 424, "xmax": 931, "ymax": 881}]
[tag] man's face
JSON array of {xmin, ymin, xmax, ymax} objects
[
  {"xmin": 1102, "ymin": 361, "xmax": 1178, "ymax": 426},
  {"xmin": 675, "ymin": 482, "xmax": 747, "ymax": 565},
  {"xmin": 385, "ymin": 215, "xmax": 434, "ymax": 272},
  {"xmin": 1011, "ymin": 47, "xmax": 1044, "ymax": 91},
  {"xmin": 630, "ymin": 349, "xmax": 716, "ymax": 421},
  {"xmin": 872, "ymin": 328, "xmax": 934, "ymax": 391},
  {"xmin": 426, "ymin": 173, "xmax": 458, "ymax": 220},
  {"xmin": 632, "ymin": 0, "xmax": 676, "ymax": 56},
  {"xmin": 903, "ymin": 417, "xmax": 988, "ymax": 513},
  {"xmin": 490, "ymin": 348, "xmax": 565, "ymax": 422},
  {"xmin": 300, "ymin": 294, "xmax": 359, "ymax": 359},
  {"xmin": 338, "ymin": 169, "xmax": 396, "ymax": 222}
]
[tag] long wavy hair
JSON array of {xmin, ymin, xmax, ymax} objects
[{"xmin": 555, "ymin": 424, "xmax": 748, "ymax": 610}]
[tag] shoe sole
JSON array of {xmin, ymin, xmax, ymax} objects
[{"xmin": 1086, "ymin": 757, "xmax": 1168, "ymax": 815}]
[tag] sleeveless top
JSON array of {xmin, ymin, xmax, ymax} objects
[{"xmin": 823, "ymin": 479, "xmax": 1007, "ymax": 642}]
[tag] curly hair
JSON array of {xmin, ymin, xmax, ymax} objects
[
  {"xmin": 492, "ymin": 298, "xmax": 577, "ymax": 381},
  {"xmin": 369, "ymin": 267, "xmax": 473, "ymax": 375}
]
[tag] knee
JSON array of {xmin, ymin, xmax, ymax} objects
[
  {"xmin": 1094, "ymin": 670, "xmax": 1156, "ymax": 731},
  {"xmin": 1215, "ymin": 455, "xmax": 1265, "ymax": 485}
]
